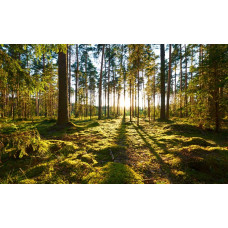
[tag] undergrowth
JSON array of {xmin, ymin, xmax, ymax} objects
[{"xmin": 0, "ymin": 116, "xmax": 228, "ymax": 184}]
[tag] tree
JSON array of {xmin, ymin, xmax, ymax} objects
[
  {"xmin": 75, "ymin": 44, "xmax": 79, "ymax": 117},
  {"xmin": 166, "ymin": 44, "xmax": 172, "ymax": 119},
  {"xmin": 98, "ymin": 45, "xmax": 105, "ymax": 120},
  {"xmin": 160, "ymin": 44, "xmax": 166, "ymax": 120},
  {"xmin": 57, "ymin": 47, "xmax": 69, "ymax": 125}
]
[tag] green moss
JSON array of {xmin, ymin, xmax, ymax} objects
[
  {"xmin": 19, "ymin": 179, "xmax": 37, "ymax": 184},
  {"xmin": 87, "ymin": 121, "xmax": 100, "ymax": 128},
  {"xmin": 83, "ymin": 162, "xmax": 143, "ymax": 184},
  {"xmin": 0, "ymin": 123, "xmax": 18, "ymax": 134},
  {"xmin": 52, "ymin": 159, "xmax": 94, "ymax": 183},
  {"xmin": 1, "ymin": 117, "xmax": 227, "ymax": 184},
  {"xmin": 183, "ymin": 137, "xmax": 215, "ymax": 147},
  {"xmin": 26, "ymin": 165, "xmax": 47, "ymax": 178},
  {"xmin": 81, "ymin": 154, "xmax": 95, "ymax": 164},
  {"xmin": 58, "ymin": 145, "xmax": 78, "ymax": 156}
]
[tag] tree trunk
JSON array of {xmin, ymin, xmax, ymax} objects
[
  {"xmin": 68, "ymin": 45, "xmax": 71, "ymax": 118},
  {"xmin": 124, "ymin": 72, "xmax": 126, "ymax": 121},
  {"xmin": 180, "ymin": 44, "xmax": 183, "ymax": 118},
  {"xmin": 174, "ymin": 59, "xmax": 177, "ymax": 113},
  {"xmin": 57, "ymin": 49, "xmax": 69, "ymax": 125},
  {"xmin": 153, "ymin": 70, "xmax": 156, "ymax": 121},
  {"xmin": 185, "ymin": 44, "xmax": 188, "ymax": 117},
  {"xmin": 75, "ymin": 44, "xmax": 79, "ymax": 117},
  {"xmin": 166, "ymin": 44, "xmax": 171, "ymax": 119},
  {"xmin": 130, "ymin": 79, "xmax": 132, "ymax": 122},
  {"xmin": 137, "ymin": 69, "xmax": 140, "ymax": 125},
  {"xmin": 98, "ymin": 45, "xmax": 105, "ymax": 120},
  {"xmin": 113, "ymin": 68, "xmax": 116, "ymax": 116},
  {"xmin": 104, "ymin": 56, "xmax": 107, "ymax": 117},
  {"xmin": 108, "ymin": 45, "xmax": 110, "ymax": 118},
  {"xmin": 43, "ymin": 54, "xmax": 47, "ymax": 118},
  {"xmin": 85, "ymin": 45, "xmax": 88, "ymax": 117},
  {"xmin": 190, "ymin": 46, "xmax": 194, "ymax": 112},
  {"xmin": 135, "ymin": 78, "xmax": 137, "ymax": 117},
  {"xmin": 160, "ymin": 44, "xmax": 166, "ymax": 120},
  {"xmin": 36, "ymin": 91, "xmax": 39, "ymax": 116}
]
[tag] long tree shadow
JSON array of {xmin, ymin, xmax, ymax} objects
[
  {"xmin": 132, "ymin": 123, "xmax": 175, "ymax": 183},
  {"xmin": 88, "ymin": 117, "xmax": 129, "ymax": 165},
  {"xmin": 138, "ymin": 124, "xmax": 228, "ymax": 183},
  {"xmin": 111, "ymin": 117, "xmax": 129, "ymax": 163}
]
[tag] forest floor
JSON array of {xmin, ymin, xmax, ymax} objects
[{"xmin": 0, "ymin": 116, "xmax": 228, "ymax": 184}]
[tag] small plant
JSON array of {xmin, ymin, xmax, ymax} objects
[{"xmin": 1, "ymin": 130, "xmax": 49, "ymax": 160}]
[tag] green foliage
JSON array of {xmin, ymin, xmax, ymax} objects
[{"xmin": 0, "ymin": 130, "xmax": 49, "ymax": 160}]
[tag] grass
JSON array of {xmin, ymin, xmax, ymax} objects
[{"xmin": 0, "ymin": 116, "xmax": 228, "ymax": 184}]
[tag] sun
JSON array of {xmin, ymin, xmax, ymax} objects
[{"xmin": 119, "ymin": 94, "xmax": 130, "ymax": 109}]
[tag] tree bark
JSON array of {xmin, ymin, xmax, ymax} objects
[
  {"xmin": 130, "ymin": 79, "xmax": 132, "ymax": 122},
  {"xmin": 75, "ymin": 44, "xmax": 79, "ymax": 117},
  {"xmin": 137, "ymin": 69, "xmax": 140, "ymax": 125},
  {"xmin": 85, "ymin": 45, "xmax": 88, "ymax": 117},
  {"xmin": 68, "ymin": 45, "xmax": 71, "ymax": 118},
  {"xmin": 179, "ymin": 44, "xmax": 183, "ymax": 118},
  {"xmin": 160, "ymin": 44, "xmax": 166, "ymax": 120},
  {"xmin": 185, "ymin": 44, "xmax": 188, "ymax": 117},
  {"xmin": 166, "ymin": 44, "xmax": 172, "ymax": 119},
  {"xmin": 108, "ymin": 45, "xmax": 110, "ymax": 118},
  {"xmin": 98, "ymin": 45, "xmax": 105, "ymax": 120},
  {"xmin": 57, "ymin": 49, "xmax": 69, "ymax": 125}
]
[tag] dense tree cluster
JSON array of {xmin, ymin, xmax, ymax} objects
[{"xmin": 1, "ymin": 44, "xmax": 227, "ymax": 131}]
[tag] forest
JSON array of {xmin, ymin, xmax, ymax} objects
[{"xmin": 0, "ymin": 44, "xmax": 227, "ymax": 184}]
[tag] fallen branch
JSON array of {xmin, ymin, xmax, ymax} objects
[{"xmin": 109, "ymin": 149, "xmax": 115, "ymax": 161}]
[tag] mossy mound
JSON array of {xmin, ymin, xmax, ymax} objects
[
  {"xmin": 83, "ymin": 162, "xmax": 143, "ymax": 184},
  {"xmin": 52, "ymin": 159, "xmax": 94, "ymax": 183},
  {"xmin": 91, "ymin": 145, "xmax": 127, "ymax": 163},
  {"xmin": 164, "ymin": 124, "xmax": 203, "ymax": 134},
  {"xmin": 81, "ymin": 154, "xmax": 95, "ymax": 164},
  {"xmin": 87, "ymin": 121, "xmax": 100, "ymax": 128}
]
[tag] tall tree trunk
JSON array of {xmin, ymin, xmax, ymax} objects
[
  {"xmin": 57, "ymin": 49, "xmax": 69, "ymax": 125},
  {"xmin": 117, "ymin": 89, "xmax": 120, "ymax": 116},
  {"xmin": 174, "ymin": 59, "xmax": 177, "ymax": 113},
  {"xmin": 75, "ymin": 44, "xmax": 79, "ymax": 117},
  {"xmin": 130, "ymin": 79, "xmax": 132, "ymax": 122},
  {"xmin": 98, "ymin": 45, "xmax": 105, "ymax": 120},
  {"xmin": 43, "ymin": 54, "xmax": 47, "ymax": 118},
  {"xmin": 132, "ymin": 81, "xmax": 134, "ymax": 118},
  {"xmin": 147, "ymin": 73, "xmax": 150, "ymax": 122},
  {"xmin": 190, "ymin": 46, "xmax": 194, "ymax": 112},
  {"xmin": 160, "ymin": 44, "xmax": 166, "ymax": 120},
  {"xmin": 108, "ymin": 45, "xmax": 110, "ymax": 118},
  {"xmin": 104, "ymin": 57, "xmax": 107, "ymax": 117},
  {"xmin": 153, "ymin": 70, "xmax": 156, "ymax": 121},
  {"xmin": 179, "ymin": 44, "xmax": 183, "ymax": 118},
  {"xmin": 137, "ymin": 69, "xmax": 140, "ymax": 125},
  {"xmin": 68, "ymin": 45, "xmax": 71, "ymax": 118},
  {"xmin": 85, "ymin": 45, "xmax": 88, "ymax": 117},
  {"xmin": 17, "ymin": 53, "xmax": 21, "ymax": 118},
  {"xmin": 135, "ymin": 78, "xmax": 137, "ymax": 118},
  {"xmin": 185, "ymin": 44, "xmax": 188, "ymax": 117},
  {"xmin": 166, "ymin": 44, "xmax": 172, "ymax": 119},
  {"xmin": 36, "ymin": 91, "xmax": 39, "ymax": 116},
  {"xmin": 113, "ymin": 68, "xmax": 116, "ymax": 116},
  {"xmin": 142, "ymin": 71, "xmax": 144, "ymax": 117},
  {"xmin": 12, "ymin": 91, "xmax": 15, "ymax": 120},
  {"xmin": 90, "ymin": 91, "xmax": 92, "ymax": 120},
  {"xmin": 124, "ymin": 72, "xmax": 126, "ymax": 121}
]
